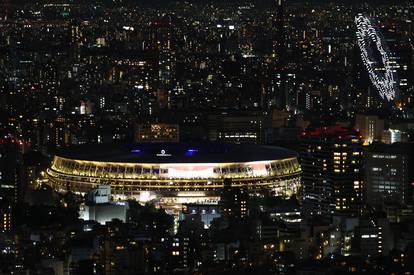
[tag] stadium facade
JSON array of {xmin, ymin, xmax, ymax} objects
[{"xmin": 46, "ymin": 143, "xmax": 301, "ymax": 207}]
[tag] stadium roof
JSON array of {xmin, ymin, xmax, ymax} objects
[{"xmin": 56, "ymin": 143, "xmax": 297, "ymax": 164}]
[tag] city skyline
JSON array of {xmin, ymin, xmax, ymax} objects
[{"xmin": 0, "ymin": 0, "xmax": 413, "ymax": 274}]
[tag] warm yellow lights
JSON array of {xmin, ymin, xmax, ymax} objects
[
  {"xmin": 46, "ymin": 155, "xmax": 302, "ymax": 195},
  {"xmin": 50, "ymin": 156, "xmax": 301, "ymax": 181}
]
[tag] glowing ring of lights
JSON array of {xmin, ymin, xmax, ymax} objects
[
  {"xmin": 355, "ymin": 15, "xmax": 397, "ymax": 101},
  {"xmin": 45, "ymin": 144, "xmax": 302, "ymax": 202}
]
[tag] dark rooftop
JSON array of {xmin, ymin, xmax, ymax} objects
[{"xmin": 56, "ymin": 143, "xmax": 298, "ymax": 164}]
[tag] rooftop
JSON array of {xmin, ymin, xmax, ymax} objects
[{"xmin": 56, "ymin": 143, "xmax": 298, "ymax": 164}]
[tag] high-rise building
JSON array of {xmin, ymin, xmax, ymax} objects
[
  {"xmin": 354, "ymin": 216, "xmax": 393, "ymax": 257},
  {"xmin": 365, "ymin": 143, "xmax": 414, "ymax": 207},
  {"xmin": 0, "ymin": 203, "xmax": 12, "ymax": 232},
  {"xmin": 300, "ymin": 126, "xmax": 364, "ymax": 216},
  {"xmin": 355, "ymin": 114, "xmax": 384, "ymax": 144},
  {"xmin": 0, "ymin": 137, "xmax": 22, "ymax": 233},
  {"xmin": 272, "ymin": 0, "xmax": 285, "ymax": 63},
  {"xmin": 272, "ymin": 0, "xmax": 286, "ymax": 110},
  {"xmin": 208, "ymin": 112, "xmax": 264, "ymax": 144},
  {"xmin": 155, "ymin": 16, "xmax": 175, "ymax": 88},
  {"xmin": 221, "ymin": 179, "xmax": 249, "ymax": 219},
  {"xmin": 0, "ymin": 137, "xmax": 21, "ymax": 204}
]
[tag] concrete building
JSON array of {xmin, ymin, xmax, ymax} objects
[
  {"xmin": 300, "ymin": 126, "xmax": 364, "ymax": 216},
  {"xmin": 181, "ymin": 203, "xmax": 221, "ymax": 229},
  {"xmin": 381, "ymin": 129, "xmax": 409, "ymax": 144},
  {"xmin": 135, "ymin": 123, "xmax": 179, "ymax": 143},
  {"xmin": 80, "ymin": 186, "xmax": 129, "ymax": 225},
  {"xmin": 364, "ymin": 143, "xmax": 414, "ymax": 207},
  {"xmin": 355, "ymin": 114, "xmax": 384, "ymax": 143},
  {"xmin": 354, "ymin": 216, "xmax": 393, "ymax": 257}
]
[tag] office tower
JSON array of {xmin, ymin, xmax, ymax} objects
[
  {"xmin": 0, "ymin": 137, "xmax": 21, "ymax": 204},
  {"xmin": 355, "ymin": 114, "xmax": 384, "ymax": 144},
  {"xmin": 365, "ymin": 143, "xmax": 414, "ymax": 207},
  {"xmin": 0, "ymin": 137, "xmax": 22, "ymax": 233},
  {"xmin": 155, "ymin": 16, "xmax": 175, "ymax": 88},
  {"xmin": 300, "ymin": 126, "xmax": 364, "ymax": 216},
  {"xmin": 354, "ymin": 216, "xmax": 392, "ymax": 257},
  {"xmin": 273, "ymin": 0, "xmax": 285, "ymax": 63},
  {"xmin": 221, "ymin": 179, "xmax": 249, "ymax": 219},
  {"xmin": 272, "ymin": 0, "xmax": 286, "ymax": 110},
  {"xmin": 208, "ymin": 112, "xmax": 264, "ymax": 144},
  {"xmin": 0, "ymin": 203, "xmax": 12, "ymax": 232}
]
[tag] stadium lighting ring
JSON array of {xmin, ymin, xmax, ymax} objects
[
  {"xmin": 355, "ymin": 15, "xmax": 397, "ymax": 101},
  {"xmin": 45, "ymin": 143, "xmax": 302, "ymax": 204}
]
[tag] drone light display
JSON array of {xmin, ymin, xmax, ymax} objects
[{"xmin": 355, "ymin": 15, "xmax": 397, "ymax": 101}]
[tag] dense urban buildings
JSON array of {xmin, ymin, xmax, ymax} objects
[{"xmin": 0, "ymin": 0, "xmax": 414, "ymax": 274}]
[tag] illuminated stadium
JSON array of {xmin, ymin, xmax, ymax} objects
[{"xmin": 46, "ymin": 143, "xmax": 301, "ymax": 207}]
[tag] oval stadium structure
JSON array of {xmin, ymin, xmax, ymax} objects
[{"xmin": 46, "ymin": 143, "xmax": 301, "ymax": 206}]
